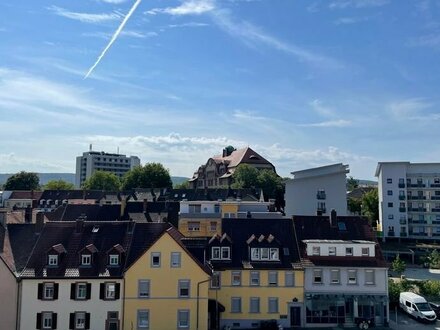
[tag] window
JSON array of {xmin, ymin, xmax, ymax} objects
[
  {"xmin": 221, "ymin": 247, "xmax": 230, "ymax": 260},
  {"xmin": 177, "ymin": 310, "xmax": 190, "ymax": 329},
  {"xmin": 251, "ymin": 248, "xmax": 279, "ymax": 261},
  {"xmin": 285, "ymin": 272, "xmax": 295, "ymax": 287},
  {"xmin": 261, "ymin": 248, "xmax": 269, "ymax": 260},
  {"xmin": 268, "ymin": 271, "xmax": 278, "ymax": 286},
  {"xmin": 388, "ymin": 202, "xmax": 393, "ymax": 207},
  {"xmin": 348, "ymin": 270, "xmax": 357, "ymax": 284},
  {"xmin": 250, "ymin": 297, "xmax": 260, "ymax": 313},
  {"xmin": 76, "ymin": 283, "xmax": 88, "ymax": 300},
  {"xmin": 211, "ymin": 247, "xmax": 220, "ymax": 260},
  {"xmin": 250, "ymin": 271, "xmax": 260, "ymax": 286},
  {"xmin": 138, "ymin": 280, "xmax": 150, "ymax": 298},
  {"xmin": 151, "ymin": 252, "xmax": 161, "ymax": 267},
  {"xmin": 211, "ymin": 272, "xmax": 221, "ymax": 289},
  {"xmin": 210, "ymin": 221, "xmax": 217, "ymax": 231},
  {"xmin": 188, "ymin": 221, "xmax": 200, "ymax": 231},
  {"xmin": 269, "ymin": 248, "xmax": 279, "ymax": 260},
  {"xmin": 328, "ymin": 246, "xmax": 336, "ymax": 256},
  {"xmin": 365, "ymin": 270, "xmax": 375, "ymax": 285},
  {"xmin": 41, "ymin": 283, "xmax": 56, "ymax": 300},
  {"xmin": 330, "ymin": 269, "xmax": 340, "ymax": 284},
  {"xmin": 388, "ymin": 214, "xmax": 394, "ymax": 220},
  {"xmin": 105, "ymin": 283, "xmax": 116, "ymax": 300},
  {"xmin": 109, "ymin": 254, "xmax": 119, "ymax": 266},
  {"xmin": 41, "ymin": 312, "xmax": 54, "ymax": 329},
  {"xmin": 188, "ymin": 204, "xmax": 201, "ymax": 213},
  {"xmin": 178, "ymin": 280, "xmax": 190, "ymax": 298},
  {"xmin": 214, "ymin": 204, "xmax": 220, "ymax": 213},
  {"xmin": 231, "ymin": 271, "xmax": 241, "ymax": 286},
  {"xmin": 74, "ymin": 312, "xmax": 86, "ymax": 329},
  {"xmin": 48, "ymin": 255, "xmax": 58, "ymax": 266},
  {"xmin": 268, "ymin": 298, "xmax": 279, "ymax": 313},
  {"xmin": 251, "ymin": 248, "xmax": 260, "ymax": 260},
  {"xmin": 361, "ymin": 247, "xmax": 370, "ymax": 256},
  {"xmin": 387, "ymin": 190, "xmax": 393, "ymax": 196},
  {"xmin": 81, "ymin": 254, "xmax": 91, "ymax": 266},
  {"xmin": 171, "ymin": 252, "xmax": 181, "ymax": 268},
  {"xmin": 312, "ymin": 246, "xmax": 320, "ymax": 256},
  {"xmin": 387, "ymin": 178, "xmax": 392, "ymax": 184},
  {"xmin": 345, "ymin": 247, "xmax": 353, "ymax": 256},
  {"xmin": 313, "ymin": 269, "xmax": 322, "ymax": 283},
  {"xmin": 137, "ymin": 310, "xmax": 149, "ymax": 329},
  {"xmin": 231, "ymin": 297, "xmax": 242, "ymax": 313}
]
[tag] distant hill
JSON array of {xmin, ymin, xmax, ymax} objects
[
  {"xmin": 358, "ymin": 179, "xmax": 377, "ymax": 187},
  {"xmin": 0, "ymin": 173, "xmax": 189, "ymax": 187}
]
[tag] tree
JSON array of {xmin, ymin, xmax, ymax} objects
[
  {"xmin": 82, "ymin": 171, "xmax": 120, "ymax": 191},
  {"xmin": 44, "ymin": 179, "xmax": 74, "ymax": 190},
  {"xmin": 418, "ymin": 280, "xmax": 440, "ymax": 297},
  {"xmin": 426, "ymin": 250, "xmax": 440, "ymax": 269},
  {"xmin": 347, "ymin": 197, "xmax": 362, "ymax": 215},
  {"xmin": 121, "ymin": 163, "xmax": 172, "ymax": 190},
  {"xmin": 231, "ymin": 164, "xmax": 259, "ymax": 189},
  {"xmin": 361, "ymin": 188, "xmax": 379, "ymax": 225},
  {"xmin": 174, "ymin": 181, "xmax": 190, "ymax": 189},
  {"xmin": 391, "ymin": 255, "xmax": 406, "ymax": 276},
  {"xmin": 4, "ymin": 171, "xmax": 40, "ymax": 190},
  {"xmin": 257, "ymin": 169, "xmax": 284, "ymax": 200},
  {"xmin": 347, "ymin": 176, "xmax": 359, "ymax": 191}
]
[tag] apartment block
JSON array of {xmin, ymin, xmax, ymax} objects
[
  {"xmin": 75, "ymin": 151, "xmax": 140, "ymax": 188},
  {"xmin": 376, "ymin": 162, "xmax": 440, "ymax": 240}
]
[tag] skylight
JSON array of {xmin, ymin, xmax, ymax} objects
[{"xmin": 337, "ymin": 222, "xmax": 347, "ymax": 231}]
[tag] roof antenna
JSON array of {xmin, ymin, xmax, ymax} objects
[
  {"xmin": 117, "ymin": 146, "xmax": 119, "ymax": 154},
  {"xmin": 89, "ymin": 144, "xmax": 92, "ymax": 151}
]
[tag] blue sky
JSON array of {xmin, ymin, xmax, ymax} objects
[{"xmin": 1, "ymin": 0, "xmax": 440, "ymax": 180}]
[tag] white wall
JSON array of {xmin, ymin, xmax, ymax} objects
[
  {"xmin": 19, "ymin": 279, "xmax": 123, "ymax": 330},
  {"xmin": 285, "ymin": 165, "xmax": 348, "ymax": 217},
  {"xmin": 305, "ymin": 242, "xmax": 376, "ymax": 257}
]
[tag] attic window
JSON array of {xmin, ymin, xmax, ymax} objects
[
  {"xmin": 251, "ymin": 248, "xmax": 279, "ymax": 261},
  {"xmin": 283, "ymin": 247, "xmax": 290, "ymax": 256},
  {"xmin": 109, "ymin": 254, "xmax": 119, "ymax": 266},
  {"xmin": 81, "ymin": 254, "xmax": 91, "ymax": 266},
  {"xmin": 92, "ymin": 226, "xmax": 99, "ymax": 233},
  {"xmin": 48, "ymin": 255, "xmax": 58, "ymax": 266},
  {"xmin": 337, "ymin": 222, "xmax": 347, "ymax": 231}
]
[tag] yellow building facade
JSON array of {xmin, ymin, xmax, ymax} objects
[{"xmin": 124, "ymin": 230, "xmax": 211, "ymax": 330}]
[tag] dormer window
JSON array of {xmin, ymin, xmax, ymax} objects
[
  {"xmin": 269, "ymin": 248, "xmax": 279, "ymax": 260},
  {"xmin": 212, "ymin": 247, "xmax": 221, "ymax": 259},
  {"xmin": 345, "ymin": 247, "xmax": 353, "ymax": 256},
  {"xmin": 211, "ymin": 246, "xmax": 230, "ymax": 260},
  {"xmin": 81, "ymin": 254, "xmax": 91, "ymax": 266},
  {"xmin": 261, "ymin": 248, "xmax": 269, "ymax": 260},
  {"xmin": 109, "ymin": 254, "xmax": 119, "ymax": 266},
  {"xmin": 221, "ymin": 247, "xmax": 230, "ymax": 260},
  {"xmin": 361, "ymin": 247, "xmax": 370, "ymax": 256},
  {"xmin": 48, "ymin": 255, "xmax": 58, "ymax": 266},
  {"xmin": 251, "ymin": 248, "xmax": 279, "ymax": 261},
  {"xmin": 312, "ymin": 246, "xmax": 320, "ymax": 256}
]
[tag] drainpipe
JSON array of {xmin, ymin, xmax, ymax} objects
[{"xmin": 196, "ymin": 278, "xmax": 212, "ymax": 330}]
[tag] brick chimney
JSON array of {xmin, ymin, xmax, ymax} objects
[
  {"xmin": 36, "ymin": 211, "xmax": 45, "ymax": 233},
  {"xmin": 330, "ymin": 209, "xmax": 337, "ymax": 227}
]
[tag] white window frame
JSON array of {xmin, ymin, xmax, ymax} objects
[
  {"xmin": 138, "ymin": 280, "xmax": 150, "ymax": 298},
  {"xmin": 330, "ymin": 269, "xmax": 340, "ymax": 284},
  {"xmin": 151, "ymin": 252, "xmax": 161, "ymax": 268},
  {"xmin": 43, "ymin": 283, "xmax": 55, "ymax": 300},
  {"xmin": 177, "ymin": 309, "xmax": 190, "ymax": 329},
  {"xmin": 365, "ymin": 270, "xmax": 375, "ymax": 285},
  {"xmin": 251, "ymin": 248, "xmax": 260, "ymax": 260},
  {"xmin": 250, "ymin": 297, "xmax": 260, "ymax": 313},
  {"xmin": 74, "ymin": 312, "xmax": 86, "ymax": 330},
  {"xmin": 328, "ymin": 246, "xmax": 336, "ymax": 256},
  {"xmin": 171, "ymin": 252, "xmax": 181, "ymax": 268},
  {"xmin": 268, "ymin": 297, "xmax": 279, "ymax": 313},
  {"xmin": 231, "ymin": 271, "xmax": 241, "ymax": 286},
  {"xmin": 261, "ymin": 248, "xmax": 269, "ymax": 260},
  {"xmin": 76, "ymin": 283, "xmax": 87, "ymax": 300},
  {"xmin": 221, "ymin": 247, "xmax": 230, "ymax": 260},
  {"xmin": 250, "ymin": 271, "xmax": 260, "ymax": 286},
  {"xmin": 178, "ymin": 280, "xmax": 190, "ymax": 298},
  {"xmin": 105, "ymin": 282, "xmax": 116, "ymax": 300},
  {"xmin": 137, "ymin": 309, "xmax": 149, "ymax": 329},
  {"xmin": 231, "ymin": 297, "xmax": 242, "ymax": 313},
  {"xmin": 345, "ymin": 247, "xmax": 353, "ymax": 256},
  {"xmin": 312, "ymin": 246, "xmax": 320, "ymax": 256},
  {"xmin": 81, "ymin": 254, "xmax": 91, "ymax": 266},
  {"xmin": 211, "ymin": 272, "xmax": 221, "ymax": 289},
  {"xmin": 48, "ymin": 255, "xmax": 58, "ymax": 266},
  {"xmin": 42, "ymin": 312, "xmax": 53, "ymax": 329},
  {"xmin": 313, "ymin": 269, "xmax": 323, "ymax": 284},
  {"xmin": 361, "ymin": 247, "xmax": 370, "ymax": 256},
  {"xmin": 285, "ymin": 272, "xmax": 295, "ymax": 287},
  {"xmin": 109, "ymin": 254, "xmax": 119, "ymax": 266},
  {"xmin": 211, "ymin": 247, "xmax": 220, "ymax": 260},
  {"xmin": 268, "ymin": 271, "xmax": 278, "ymax": 286},
  {"xmin": 348, "ymin": 269, "xmax": 357, "ymax": 284},
  {"xmin": 269, "ymin": 248, "xmax": 279, "ymax": 260}
]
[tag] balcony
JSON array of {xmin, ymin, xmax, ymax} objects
[
  {"xmin": 433, "ymin": 221, "xmax": 440, "ymax": 225},
  {"xmin": 431, "ymin": 184, "xmax": 440, "ymax": 188},
  {"xmin": 409, "ymin": 220, "xmax": 427, "ymax": 224},
  {"xmin": 399, "ymin": 195, "xmax": 406, "ymax": 200},
  {"xmin": 398, "ymin": 183, "xmax": 405, "ymax": 188},
  {"xmin": 400, "ymin": 232, "xmax": 408, "ymax": 237},
  {"xmin": 410, "ymin": 232, "xmax": 428, "ymax": 237},
  {"xmin": 432, "ymin": 208, "xmax": 440, "ymax": 212},
  {"xmin": 387, "ymin": 231, "xmax": 395, "ymax": 237},
  {"xmin": 399, "ymin": 219, "xmax": 407, "ymax": 225},
  {"xmin": 407, "ymin": 196, "xmax": 426, "ymax": 200},
  {"xmin": 408, "ymin": 183, "xmax": 426, "ymax": 188},
  {"xmin": 407, "ymin": 208, "xmax": 427, "ymax": 212},
  {"xmin": 317, "ymin": 208, "xmax": 326, "ymax": 214},
  {"xmin": 399, "ymin": 207, "xmax": 406, "ymax": 212},
  {"xmin": 431, "ymin": 196, "xmax": 440, "ymax": 200}
]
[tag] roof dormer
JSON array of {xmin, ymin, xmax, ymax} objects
[
  {"xmin": 79, "ymin": 244, "xmax": 98, "ymax": 267},
  {"xmin": 47, "ymin": 243, "xmax": 66, "ymax": 267},
  {"xmin": 247, "ymin": 233, "xmax": 281, "ymax": 262},
  {"xmin": 107, "ymin": 244, "xmax": 125, "ymax": 267},
  {"xmin": 208, "ymin": 233, "xmax": 232, "ymax": 261}
]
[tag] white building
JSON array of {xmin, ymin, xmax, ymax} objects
[
  {"xmin": 376, "ymin": 162, "xmax": 440, "ymax": 241},
  {"xmin": 75, "ymin": 150, "xmax": 140, "ymax": 188},
  {"xmin": 285, "ymin": 163, "xmax": 349, "ymax": 217}
]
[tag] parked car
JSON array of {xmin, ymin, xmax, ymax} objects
[
  {"xmin": 399, "ymin": 292, "xmax": 437, "ymax": 323},
  {"xmin": 429, "ymin": 302, "xmax": 440, "ymax": 320}
]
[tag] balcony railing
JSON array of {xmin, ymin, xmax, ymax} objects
[
  {"xmin": 387, "ymin": 232, "xmax": 395, "ymax": 237},
  {"xmin": 407, "ymin": 208, "xmax": 427, "ymax": 212},
  {"xmin": 317, "ymin": 208, "xmax": 326, "ymax": 214},
  {"xmin": 431, "ymin": 184, "xmax": 440, "ymax": 188},
  {"xmin": 431, "ymin": 196, "xmax": 440, "ymax": 200},
  {"xmin": 398, "ymin": 183, "xmax": 405, "ymax": 188},
  {"xmin": 316, "ymin": 193, "xmax": 326, "ymax": 200},
  {"xmin": 408, "ymin": 184, "xmax": 426, "ymax": 188},
  {"xmin": 432, "ymin": 208, "xmax": 440, "ymax": 212},
  {"xmin": 399, "ymin": 219, "xmax": 407, "ymax": 225},
  {"xmin": 399, "ymin": 207, "xmax": 406, "ymax": 212},
  {"xmin": 400, "ymin": 232, "xmax": 408, "ymax": 237},
  {"xmin": 399, "ymin": 195, "xmax": 406, "ymax": 200},
  {"xmin": 409, "ymin": 220, "xmax": 427, "ymax": 224},
  {"xmin": 410, "ymin": 232, "xmax": 428, "ymax": 237},
  {"xmin": 407, "ymin": 196, "xmax": 426, "ymax": 200}
]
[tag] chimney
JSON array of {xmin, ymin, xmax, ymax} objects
[
  {"xmin": 120, "ymin": 199, "xmax": 126, "ymax": 218},
  {"xmin": 330, "ymin": 209, "xmax": 337, "ymax": 227},
  {"xmin": 76, "ymin": 218, "xmax": 85, "ymax": 233},
  {"xmin": 24, "ymin": 206, "xmax": 32, "ymax": 223},
  {"xmin": 222, "ymin": 148, "xmax": 227, "ymax": 157},
  {"xmin": 0, "ymin": 209, "xmax": 7, "ymax": 228},
  {"xmin": 36, "ymin": 211, "xmax": 45, "ymax": 233}
]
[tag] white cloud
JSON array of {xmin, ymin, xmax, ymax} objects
[
  {"xmin": 167, "ymin": 22, "xmax": 209, "ymax": 28},
  {"xmin": 388, "ymin": 98, "xmax": 437, "ymax": 120},
  {"xmin": 309, "ymin": 99, "xmax": 335, "ymax": 117},
  {"xmin": 146, "ymin": 0, "xmax": 215, "ymax": 16},
  {"xmin": 334, "ymin": 16, "xmax": 371, "ymax": 25},
  {"xmin": 329, "ymin": 0, "xmax": 389, "ymax": 9},
  {"xmin": 99, "ymin": 0, "xmax": 129, "ymax": 3},
  {"xmin": 0, "ymin": 153, "xmax": 70, "ymax": 172},
  {"xmin": 48, "ymin": 5, "xmax": 121, "ymax": 23},
  {"xmin": 299, "ymin": 119, "xmax": 352, "ymax": 127}
]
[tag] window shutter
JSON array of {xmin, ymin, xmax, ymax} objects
[
  {"xmin": 52, "ymin": 313, "xmax": 57, "ymax": 329},
  {"xmin": 100, "ymin": 283, "xmax": 105, "ymax": 300},
  {"xmin": 86, "ymin": 283, "xmax": 92, "ymax": 299},
  {"xmin": 70, "ymin": 283, "xmax": 76, "ymax": 300},
  {"xmin": 69, "ymin": 313, "xmax": 74, "ymax": 329},
  {"xmin": 54, "ymin": 284, "xmax": 59, "ymax": 300},
  {"xmin": 115, "ymin": 283, "xmax": 120, "ymax": 300},
  {"xmin": 37, "ymin": 283, "xmax": 43, "ymax": 299},
  {"xmin": 85, "ymin": 313, "xmax": 91, "ymax": 329},
  {"xmin": 36, "ymin": 313, "xmax": 42, "ymax": 329}
]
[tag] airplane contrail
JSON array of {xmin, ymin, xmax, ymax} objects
[{"xmin": 84, "ymin": 0, "xmax": 142, "ymax": 79}]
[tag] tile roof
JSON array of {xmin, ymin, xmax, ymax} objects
[
  {"xmin": 212, "ymin": 147, "xmax": 274, "ymax": 169},
  {"xmin": 22, "ymin": 221, "xmax": 133, "ymax": 278},
  {"xmin": 293, "ymin": 215, "xmax": 387, "ymax": 268},
  {"xmin": 45, "ymin": 204, "xmax": 122, "ymax": 222},
  {"xmin": 209, "ymin": 218, "xmax": 302, "ymax": 270},
  {"xmin": 9, "ymin": 191, "xmax": 42, "ymax": 200},
  {"xmin": 39, "ymin": 190, "xmax": 106, "ymax": 202}
]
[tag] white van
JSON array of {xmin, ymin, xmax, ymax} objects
[{"xmin": 399, "ymin": 292, "xmax": 437, "ymax": 322}]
